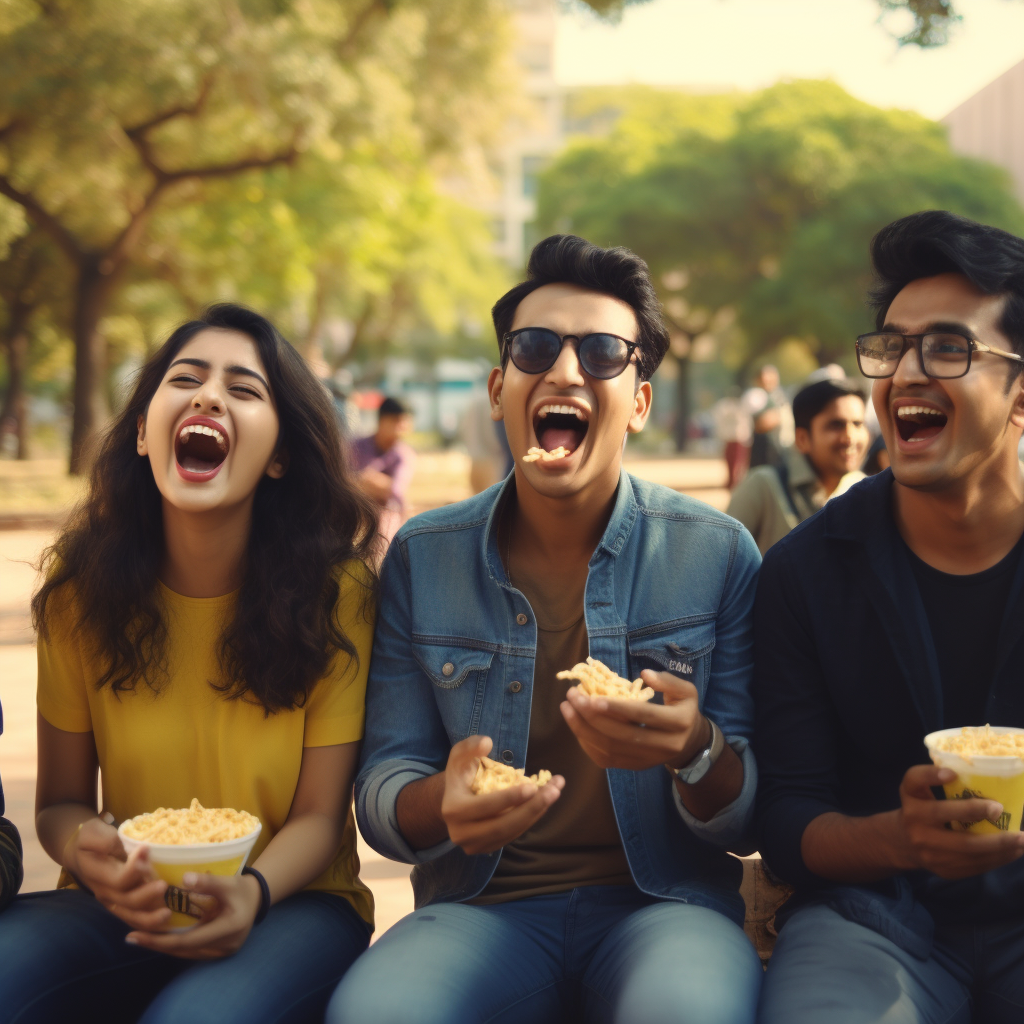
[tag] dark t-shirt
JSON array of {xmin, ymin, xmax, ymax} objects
[
  {"xmin": 906, "ymin": 533, "xmax": 1024, "ymax": 727},
  {"xmin": 471, "ymin": 512, "xmax": 633, "ymax": 904}
]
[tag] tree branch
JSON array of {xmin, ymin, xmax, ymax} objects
[
  {"xmin": 123, "ymin": 77, "xmax": 215, "ymax": 142},
  {"xmin": 122, "ymin": 77, "xmax": 217, "ymax": 179},
  {"xmin": 161, "ymin": 144, "xmax": 298, "ymax": 185},
  {"xmin": 101, "ymin": 142, "xmax": 297, "ymax": 273},
  {"xmin": 337, "ymin": 0, "xmax": 392, "ymax": 60},
  {"xmin": 0, "ymin": 173, "xmax": 82, "ymax": 265}
]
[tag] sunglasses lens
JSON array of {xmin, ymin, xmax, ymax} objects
[
  {"xmin": 580, "ymin": 334, "xmax": 631, "ymax": 379},
  {"xmin": 510, "ymin": 329, "xmax": 560, "ymax": 374}
]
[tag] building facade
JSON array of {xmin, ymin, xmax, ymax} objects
[{"xmin": 942, "ymin": 58, "xmax": 1024, "ymax": 203}]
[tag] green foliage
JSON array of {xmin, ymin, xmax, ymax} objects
[
  {"xmin": 0, "ymin": 0, "xmax": 513, "ymax": 463},
  {"xmin": 538, "ymin": 81, "xmax": 1024, "ymax": 374},
  {"xmin": 879, "ymin": 0, "xmax": 961, "ymax": 47}
]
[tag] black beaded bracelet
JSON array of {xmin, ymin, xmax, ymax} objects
[{"xmin": 241, "ymin": 866, "xmax": 270, "ymax": 925}]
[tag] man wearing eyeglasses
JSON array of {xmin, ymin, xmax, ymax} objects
[
  {"xmin": 331, "ymin": 235, "xmax": 763, "ymax": 1024},
  {"xmin": 754, "ymin": 210, "xmax": 1024, "ymax": 1024}
]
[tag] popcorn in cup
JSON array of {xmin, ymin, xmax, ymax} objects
[
  {"xmin": 924, "ymin": 726, "xmax": 1024, "ymax": 835},
  {"xmin": 117, "ymin": 800, "xmax": 261, "ymax": 931}
]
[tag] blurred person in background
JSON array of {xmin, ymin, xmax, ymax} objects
[
  {"xmin": 462, "ymin": 392, "xmax": 512, "ymax": 494},
  {"xmin": 727, "ymin": 378, "xmax": 869, "ymax": 555},
  {"xmin": 862, "ymin": 433, "xmax": 890, "ymax": 475},
  {"xmin": 712, "ymin": 389, "xmax": 753, "ymax": 489},
  {"xmin": 0, "ymin": 701, "xmax": 24, "ymax": 913},
  {"xmin": 352, "ymin": 396, "xmax": 415, "ymax": 545},
  {"xmin": 743, "ymin": 365, "xmax": 795, "ymax": 470}
]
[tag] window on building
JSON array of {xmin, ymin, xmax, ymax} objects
[{"xmin": 522, "ymin": 155, "xmax": 546, "ymax": 197}]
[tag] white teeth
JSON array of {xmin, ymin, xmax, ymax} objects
[
  {"xmin": 178, "ymin": 424, "xmax": 226, "ymax": 445},
  {"xmin": 537, "ymin": 403, "xmax": 587, "ymax": 420},
  {"xmin": 897, "ymin": 405, "xmax": 945, "ymax": 419}
]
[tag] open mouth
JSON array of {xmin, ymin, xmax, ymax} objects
[
  {"xmin": 174, "ymin": 419, "xmax": 229, "ymax": 477},
  {"xmin": 533, "ymin": 402, "xmax": 589, "ymax": 456},
  {"xmin": 895, "ymin": 404, "xmax": 947, "ymax": 444}
]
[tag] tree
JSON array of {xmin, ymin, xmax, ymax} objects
[
  {"xmin": 538, "ymin": 81, "xmax": 1024, "ymax": 446},
  {"xmin": 0, "ymin": 0, "xmax": 512, "ymax": 471}
]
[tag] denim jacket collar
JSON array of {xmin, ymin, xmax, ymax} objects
[{"xmin": 481, "ymin": 469, "xmax": 640, "ymax": 588}]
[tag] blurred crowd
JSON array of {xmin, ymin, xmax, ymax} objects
[{"xmin": 718, "ymin": 367, "xmax": 888, "ymax": 555}]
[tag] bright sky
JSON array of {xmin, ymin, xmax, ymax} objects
[{"xmin": 555, "ymin": 0, "xmax": 1024, "ymax": 120}]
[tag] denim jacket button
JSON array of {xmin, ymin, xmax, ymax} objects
[
  {"xmin": 441, "ymin": 662, "xmax": 454, "ymax": 677},
  {"xmin": 516, "ymin": 613, "xmax": 528, "ymax": 625},
  {"xmin": 509, "ymin": 680, "xmax": 522, "ymax": 693},
  {"xmin": 501, "ymin": 749, "xmax": 514, "ymax": 763}
]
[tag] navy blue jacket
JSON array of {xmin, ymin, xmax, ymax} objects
[{"xmin": 753, "ymin": 470, "xmax": 1024, "ymax": 956}]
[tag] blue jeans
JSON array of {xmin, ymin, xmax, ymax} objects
[
  {"xmin": 328, "ymin": 885, "xmax": 762, "ymax": 1024},
  {"xmin": 0, "ymin": 888, "xmax": 370, "ymax": 1024},
  {"xmin": 760, "ymin": 903, "xmax": 1024, "ymax": 1024}
]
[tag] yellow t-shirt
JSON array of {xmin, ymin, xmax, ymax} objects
[{"xmin": 36, "ymin": 562, "xmax": 375, "ymax": 929}]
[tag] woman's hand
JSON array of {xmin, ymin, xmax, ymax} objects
[
  {"xmin": 125, "ymin": 871, "xmax": 263, "ymax": 959},
  {"xmin": 66, "ymin": 818, "xmax": 171, "ymax": 932}
]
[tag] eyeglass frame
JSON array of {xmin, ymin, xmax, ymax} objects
[
  {"xmin": 855, "ymin": 330, "xmax": 1024, "ymax": 380},
  {"xmin": 501, "ymin": 327, "xmax": 641, "ymax": 380}
]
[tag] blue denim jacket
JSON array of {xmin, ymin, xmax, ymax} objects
[{"xmin": 355, "ymin": 471, "xmax": 761, "ymax": 925}]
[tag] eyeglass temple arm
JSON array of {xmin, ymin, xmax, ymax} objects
[{"xmin": 975, "ymin": 340, "xmax": 1024, "ymax": 363}]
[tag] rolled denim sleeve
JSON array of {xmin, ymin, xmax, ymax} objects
[
  {"xmin": 354, "ymin": 537, "xmax": 456, "ymax": 865},
  {"xmin": 675, "ymin": 525, "xmax": 760, "ymax": 853}
]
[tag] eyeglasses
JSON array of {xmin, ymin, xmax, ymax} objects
[
  {"xmin": 503, "ymin": 328, "xmax": 639, "ymax": 380},
  {"xmin": 855, "ymin": 331, "xmax": 1024, "ymax": 380}
]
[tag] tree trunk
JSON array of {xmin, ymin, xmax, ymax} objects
[
  {"xmin": 673, "ymin": 352, "xmax": 692, "ymax": 453},
  {"xmin": 0, "ymin": 304, "xmax": 30, "ymax": 460},
  {"xmin": 303, "ymin": 271, "xmax": 329, "ymax": 368},
  {"xmin": 69, "ymin": 261, "xmax": 117, "ymax": 474}
]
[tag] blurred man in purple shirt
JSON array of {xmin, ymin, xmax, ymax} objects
[{"xmin": 352, "ymin": 396, "xmax": 416, "ymax": 545}]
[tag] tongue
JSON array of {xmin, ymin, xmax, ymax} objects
[
  {"xmin": 909, "ymin": 424, "xmax": 944, "ymax": 441},
  {"xmin": 538, "ymin": 427, "xmax": 578, "ymax": 453},
  {"xmin": 180, "ymin": 454, "xmax": 221, "ymax": 473}
]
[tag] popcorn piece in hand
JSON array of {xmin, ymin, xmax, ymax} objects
[
  {"xmin": 557, "ymin": 656, "xmax": 655, "ymax": 701},
  {"xmin": 471, "ymin": 756, "xmax": 553, "ymax": 795},
  {"xmin": 522, "ymin": 446, "xmax": 570, "ymax": 464}
]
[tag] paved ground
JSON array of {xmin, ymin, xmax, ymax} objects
[{"xmin": 0, "ymin": 454, "xmax": 730, "ymax": 937}]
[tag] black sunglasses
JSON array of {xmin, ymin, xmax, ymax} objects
[{"xmin": 503, "ymin": 328, "xmax": 639, "ymax": 380}]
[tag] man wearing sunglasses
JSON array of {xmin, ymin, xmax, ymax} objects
[
  {"xmin": 332, "ymin": 235, "xmax": 763, "ymax": 1024},
  {"xmin": 754, "ymin": 210, "xmax": 1024, "ymax": 1024}
]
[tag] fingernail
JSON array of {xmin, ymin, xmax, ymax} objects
[
  {"xmin": 125, "ymin": 936, "xmax": 138, "ymax": 945},
  {"xmin": 595, "ymin": 700, "xmax": 608, "ymax": 712},
  {"xmin": 183, "ymin": 872, "xmax": 198, "ymax": 886},
  {"xmin": 990, "ymin": 803, "xmax": 1005, "ymax": 818},
  {"xmin": 937, "ymin": 769, "xmax": 955, "ymax": 782}
]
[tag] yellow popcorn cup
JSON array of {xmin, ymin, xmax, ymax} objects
[
  {"xmin": 924, "ymin": 727, "xmax": 1024, "ymax": 835},
  {"xmin": 118, "ymin": 822, "xmax": 261, "ymax": 930}
]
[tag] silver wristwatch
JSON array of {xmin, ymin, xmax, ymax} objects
[{"xmin": 667, "ymin": 717, "xmax": 725, "ymax": 785}]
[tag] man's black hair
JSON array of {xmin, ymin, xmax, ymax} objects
[
  {"xmin": 491, "ymin": 234, "xmax": 670, "ymax": 382},
  {"xmin": 793, "ymin": 378, "xmax": 866, "ymax": 433},
  {"xmin": 378, "ymin": 396, "xmax": 408, "ymax": 419},
  {"xmin": 869, "ymin": 211, "xmax": 1024, "ymax": 373}
]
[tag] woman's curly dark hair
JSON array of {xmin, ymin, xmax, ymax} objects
[{"xmin": 32, "ymin": 304, "xmax": 379, "ymax": 714}]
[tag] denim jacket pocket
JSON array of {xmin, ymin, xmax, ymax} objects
[
  {"xmin": 627, "ymin": 620, "xmax": 717, "ymax": 698},
  {"xmin": 411, "ymin": 640, "xmax": 495, "ymax": 740}
]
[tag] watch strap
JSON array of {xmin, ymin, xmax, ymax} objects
[{"xmin": 670, "ymin": 717, "xmax": 725, "ymax": 785}]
